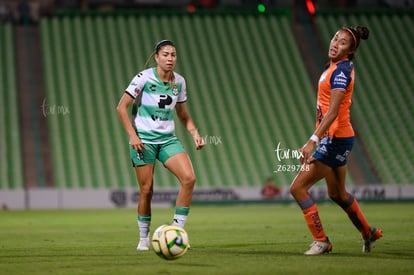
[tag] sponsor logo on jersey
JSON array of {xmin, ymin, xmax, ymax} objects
[
  {"xmin": 151, "ymin": 115, "xmax": 169, "ymax": 121},
  {"xmin": 319, "ymin": 72, "xmax": 327, "ymax": 82},
  {"xmin": 336, "ymin": 150, "xmax": 350, "ymax": 162},
  {"xmin": 318, "ymin": 145, "xmax": 328, "ymax": 155},
  {"xmin": 333, "ymin": 71, "xmax": 347, "ymax": 87},
  {"xmin": 149, "ymin": 84, "xmax": 156, "ymax": 92}
]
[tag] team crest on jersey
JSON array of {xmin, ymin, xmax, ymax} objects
[
  {"xmin": 172, "ymin": 85, "xmax": 179, "ymax": 96},
  {"xmin": 319, "ymin": 72, "xmax": 327, "ymax": 82}
]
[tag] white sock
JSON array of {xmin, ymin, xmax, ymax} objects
[
  {"xmin": 173, "ymin": 206, "xmax": 190, "ymax": 228},
  {"xmin": 173, "ymin": 214, "xmax": 187, "ymax": 228},
  {"xmin": 137, "ymin": 215, "xmax": 151, "ymax": 239}
]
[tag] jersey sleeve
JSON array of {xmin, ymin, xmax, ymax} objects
[
  {"xmin": 125, "ymin": 72, "xmax": 146, "ymax": 99},
  {"xmin": 330, "ymin": 61, "xmax": 353, "ymax": 92},
  {"xmin": 177, "ymin": 77, "xmax": 187, "ymax": 103}
]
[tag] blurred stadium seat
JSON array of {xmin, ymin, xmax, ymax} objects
[
  {"xmin": 2, "ymin": 6, "xmax": 413, "ymax": 192},
  {"xmin": 39, "ymin": 10, "xmax": 317, "ymax": 189},
  {"xmin": 0, "ymin": 23, "xmax": 24, "ymax": 190}
]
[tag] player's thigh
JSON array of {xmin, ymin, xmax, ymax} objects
[
  {"xmin": 134, "ymin": 164, "xmax": 155, "ymax": 192},
  {"xmin": 291, "ymin": 161, "xmax": 330, "ymax": 195},
  {"xmin": 160, "ymin": 139, "xmax": 195, "ymax": 183},
  {"xmin": 325, "ymin": 165, "xmax": 347, "ymax": 199},
  {"xmin": 165, "ymin": 153, "xmax": 195, "ymax": 183}
]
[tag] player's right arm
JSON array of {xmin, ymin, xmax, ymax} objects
[
  {"xmin": 116, "ymin": 93, "xmax": 146, "ymax": 151},
  {"xmin": 300, "ymin": 90, "xmax": 345, "ymax": 164}
]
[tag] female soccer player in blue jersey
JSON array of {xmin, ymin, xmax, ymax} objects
[
  {"xmin": 117, "ymin": 40, "xmax": 204, "ymax": 251},
  {"xmin": 290, "ymin": 26, "xmax": 382, "ymax": 255}
]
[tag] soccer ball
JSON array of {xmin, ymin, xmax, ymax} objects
[{"xmin": 151, "ymin": 225, "xmax": 189, "ymax": 260}]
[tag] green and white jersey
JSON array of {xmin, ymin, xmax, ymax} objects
[{"xmin": 125, "ymin": 67, "xmax": 187, "ymax": 144}]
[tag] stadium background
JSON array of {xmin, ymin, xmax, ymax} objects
[{"xmin": 0, "ymin": 0, "xmax": 413, "ymax": 209}]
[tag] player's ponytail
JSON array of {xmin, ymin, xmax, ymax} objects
[
  {"xmin": 355, "ymin": 26, "xmax": 370, "ymax": 41},
  {"xmin": 143, "ymin": 51, "xmax": 155, "ymax": 69}
]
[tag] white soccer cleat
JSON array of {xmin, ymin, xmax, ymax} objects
[
  {"xmin": 136, "ymin": 238, "xmax": 150, "ymax": 251},
  {"xmin": 304, "ymin": 238, "xmax": 332, "ymax": 255},
  {"xmin": 362, "ymin": 227, "xmax": 382, "ymax": 253}
]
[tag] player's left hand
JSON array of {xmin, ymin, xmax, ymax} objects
[{"xmin": 192, "ymin": 131, "xmax": 205, "ymax": 150}]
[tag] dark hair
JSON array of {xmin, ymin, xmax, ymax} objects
[
  {"xmin": 143, "ymin": 40, "xmax": 176, "ymax": 68},
  {"xmin": 154, "ymin": 40, "xmax": 175, "ymax": 54},
  {"xmin": 342, "ymin": 26, "xmax": 370, "ymax": 60}
]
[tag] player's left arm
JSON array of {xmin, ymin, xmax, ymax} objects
[{"xmin": 176, "ymin": 102, "xmax": 205, "ymax": 150}]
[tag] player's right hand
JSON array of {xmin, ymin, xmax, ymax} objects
[
  {"xmin": 129, "ymin": 135, "xmax": 146, "ymax": 151},
  {"xmin": 300, "ymin": 140, "xmax": 315, "ymax": 164}
]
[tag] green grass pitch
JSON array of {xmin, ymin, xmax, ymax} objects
[{"xmin": 1, "ymin": 202, "xmax": 413, "ymax": 274}]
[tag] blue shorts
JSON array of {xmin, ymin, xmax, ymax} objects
[
  {"xmin": 130, "ymin": 138, "xmax": 186, "ymax": 167},
  {"xmin": 312, "ymin": 137, "xmax": 354, "ymax": 168}
]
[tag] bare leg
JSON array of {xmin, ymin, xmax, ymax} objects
[
  {"xmin": 290, "ymin": 161, "xmax": 332, "ymax": 245},
  {"xmin": 164, "ymin": 153, "xmax": 196, "ymax": 207},
  {"xmin": 325, "ymin": 165, "xmax": 349, "ymax": 202},
  {"xmin": 326, "ymin": 166, "xmax": 371, "ymax": 238},
  {"xmin": 134, "ymin": 164, "xmax": 155, "ymax": 215},
  {"xmin": 164, "ymin": 153, "xmax": 196, "ymax": 228},
  {"xmin": 134, "ymin": 164, "xmax": 155, "ymax": 250},
  {"xmin": 290, "ymin": 161, "xmax": 331, "ymax": 202}
]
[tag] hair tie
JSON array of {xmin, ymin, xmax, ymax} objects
[
  {"xmin": 344, "ymin": 28, "xmax": 358, "ymax": 48},
  {"xmin": 154, "ymin": 40, "xmax": 175, "ymax": 53}
]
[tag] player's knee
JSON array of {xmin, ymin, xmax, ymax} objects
[
  {"xmin": 181, "ymin": 173, "xmax": 196, "ymax": 189},
  {"xmin": 139, "ymin": 184, "xmax": 153, "ymax": 199},
  {"xmin": 329, "ymin": 192, "xmax": 352, "ymax": 208},
  {"xmin": 328, "ymin": 188, "xmax": 348, "ymax": 201},
  {"xmin": 289, "ymin": 184, "xmax": 300, "ymax": 198},
  {"xmin": 140, "ymin": 189, "xmax": 153, "ymax": 200},
  {"xmin": 290, "ymin": 183, "xmax": 310, "ymax": 201},
  {"xmin": 328, "ymin": 192, "xmax": 340, "ymax": 202}
]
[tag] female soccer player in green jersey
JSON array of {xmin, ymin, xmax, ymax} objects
[{"xmin": 117, "ymin": 40, "xmax": 204, "ymax": 251}]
